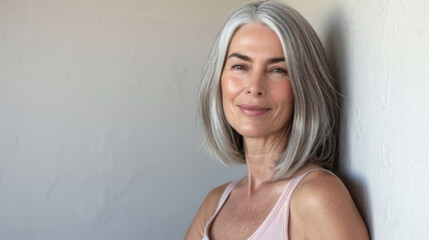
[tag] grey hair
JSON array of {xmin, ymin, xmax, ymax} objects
[{"xmin": 198, "ymin": 0, "xmax": 339, "ymax": 180}]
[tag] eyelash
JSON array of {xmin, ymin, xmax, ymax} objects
[
  {"xmin": 231, "ymin": 65, "xmax": 288, "ymax": 74},
  {"xmin": 270, "ymin": 67, "xmax": 287, "ymax": 74},
  {"xmin": 232, "ymin": 64, "xmax": 247, "ymax": 70}
]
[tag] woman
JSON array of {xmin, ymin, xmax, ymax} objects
[{"xmin": 186, "ymin": 1, "xmax": 369, "ymax": 239}]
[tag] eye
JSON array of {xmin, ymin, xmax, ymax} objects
[
  {"xmin": 231, "ymin": 64, "xmax": 247, "ymax": 70},
  {"xmin": 270, "ymin": 67, "xmax": 288, "ymax": 74}
]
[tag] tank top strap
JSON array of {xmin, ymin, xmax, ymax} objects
[
  {"xmin": 202, "ymin": 179, "xmax": 241, "ymax": 239},
  {"xmin": 217, "ymin": 179, "xmax": 240, "ymax": 211},
  {"xmin": 289, "ymin": 168, "xmax": 333, "ymax": 187},
  {"xmin": 280, "ymin": 168, "xmax": 334, "ymax": 239},
  {"xmin": 284, "ymin": 168, "xmax": 334, "ymax": 207}
]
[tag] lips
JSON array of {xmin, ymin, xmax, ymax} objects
[{"xmin": 237, "ymin": 104, "xmax": 271, "ymax": 117}]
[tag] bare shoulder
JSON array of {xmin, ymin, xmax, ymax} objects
[
  {"xmin": 204, "ymin": 182, "xmax": 231, "ymax": 210},
  {"xmin": 293, "ymin": 170, "xmax": 348, "ymax": 204},
  {"xmin": 184, "ymin": 182, "xmax": 231, "ymax": 240},
  {"xmin": 289, "ymin": 170, "xmax": 369, "ymax": 240}
]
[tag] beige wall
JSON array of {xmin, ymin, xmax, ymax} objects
[
  {"xmin": 1, "ymin": 0, "xmax": 428, "ymax": 239},
  {"xmin": 289, "ymin": 0, "xmax": 429, "ymax": 239},
  {"xmin": 0, "ymin": 0, "xmax": 247, "ymax": 239}
]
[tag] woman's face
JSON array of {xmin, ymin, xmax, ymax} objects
[{"xmin": 221, "ymin": 23, "xmax": 294, "ymax": 141}]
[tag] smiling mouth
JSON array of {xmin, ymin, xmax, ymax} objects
[{"xmin": 237, "ymin": 104, "xmax": 271, "ymax": 117}]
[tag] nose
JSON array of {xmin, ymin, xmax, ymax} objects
[{"xmin": 246, "ymin": 70, "xmax": 266, "ymax": 97}]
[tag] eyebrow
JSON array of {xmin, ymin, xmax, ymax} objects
[{"xmin": 227, "ymin": 53, "xmax": 285, "ymax": 64}]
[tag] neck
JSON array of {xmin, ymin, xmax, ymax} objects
[{"xmin": 242, "ymin": 132, "xmax": 287, "ymax": 195}]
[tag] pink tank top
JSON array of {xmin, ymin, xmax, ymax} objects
[{"xmin": 202, "ymin": 168, "xmax": 333, "ymax": 240}]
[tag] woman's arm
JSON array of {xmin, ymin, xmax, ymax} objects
[
  {"xmin": 185, "ymin": 183, "xmax": 229, "ymax": 240},
  {"xmin": 289, "ymin": 171, "xmax": 370, "ymax": 240}
]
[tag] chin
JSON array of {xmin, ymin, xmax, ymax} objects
[
  {"xmin": 232, "ymin": 122, "xmax": 289, "ymax": 141},
  {"xmin": 234, "ymin": 127, "xmax": 270, "ymax": 139}
]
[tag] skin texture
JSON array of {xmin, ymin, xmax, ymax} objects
[
  {"xmin": 221, "ymin": 24, "xmax": 293, "ymax": 144},
  {"xmin": 185, "ymin": 183, "xmax": 229, "ymax": 239},
  {"xmin": 185, "ymin": 23, "xmax": 369, "ymax": 240}
]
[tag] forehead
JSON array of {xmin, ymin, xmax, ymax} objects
[{"xmin": 227, "ymin": 23, "xmax": 284, "ymax": 57}]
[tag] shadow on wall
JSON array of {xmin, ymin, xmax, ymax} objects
[{"xmin": 325, "ymin": 8, "xmax": 373, "ymax": 238}]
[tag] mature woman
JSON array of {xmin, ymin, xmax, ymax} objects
[{"xmin": 186, "ymin": 1, "xmax": 369, "ymax": 239}]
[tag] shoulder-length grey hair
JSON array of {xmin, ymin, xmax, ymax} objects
[{"xmin": 199, "ymin": 0, "xmax": 339, "ymax": 180}]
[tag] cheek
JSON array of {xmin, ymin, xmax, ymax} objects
[
  {"xmin": 271, "ymin": 82, "xmax": 294, "ymax": 118},
  {"xmin": 270, "ymin": 80, "xmax": 293, "ymax": 100},
  {"xmin": 221, "ymin": 74, "xmax": 243, "ymax": 102},
  {"xmin": 221, "ymin": 75, "xmax": 242, "ymax": 127}
]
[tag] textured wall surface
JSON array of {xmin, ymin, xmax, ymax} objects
[
  {"xmin": 0, "ymin": 0, "xmax": 247, "ymax": 239},
  {"xmin": 1, "ymin": 0, "xmax": 428, "ymax": 239},
  {"xmin": 291, "ymin": 0, "xmax": 429, "ymax": 239},
  {"xmin": 331, "ymin": 1, "xmax": 429, "ymax": 239}
]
